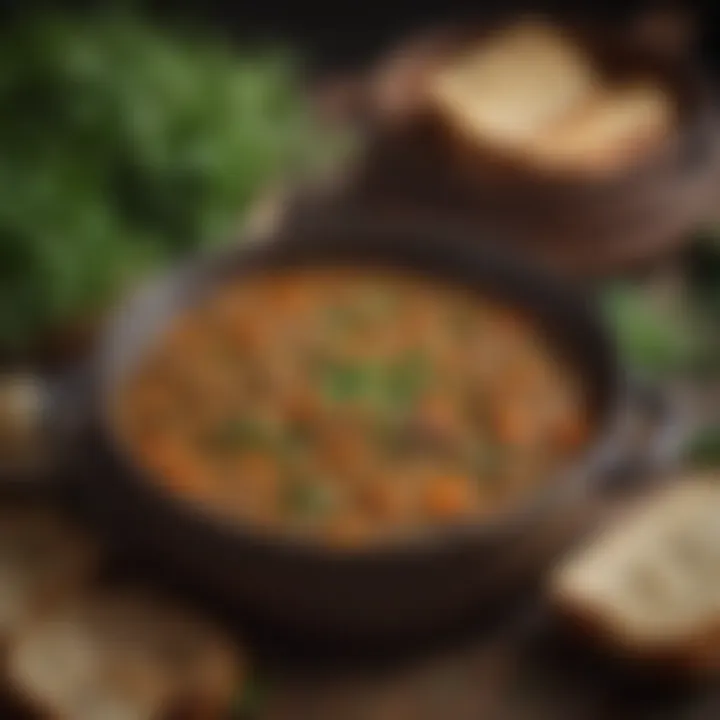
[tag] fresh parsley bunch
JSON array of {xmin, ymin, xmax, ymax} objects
[{"xmin": 0, "ymin": 13, "xmax": 329, "ymax": 351}]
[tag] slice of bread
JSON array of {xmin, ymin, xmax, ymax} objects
[
  {"xmin": 527, "ymin": 81, "xmax": 673, "ymax": 176},
  {"xmin": 550, "ymin": 474, "xmax": 720, "ymax": 675},
  {"xmin": 7, "ymin": 589, "xmax": 243, "ymax": 719},
  {"xmin": 8, "ymin": 614, "xmax": 168, "ymax": 720},
  {"xmin": 0, "ymin": 508, "xmax": 98, "ymax": 649},
  {"xmin": 428, "ymin": 20, "xmax": 598, "ymax": 150}
]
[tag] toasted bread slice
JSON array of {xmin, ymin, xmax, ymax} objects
[
  {"xmin": 8, "ymin": 589, "xmax": 243, "ymax": 719},
  {"xmin": 550, "ymin": 474, "xmax": 720, "ymax": 675},
  {"xmin": 428, "ymin": 20, "xmax": 598, "ymax": 150},
  {"xmin": 527, "ymin": 81, "xmax": 673, "ymax": 175},
  {"xmin": 0, "ymin": 508, "xmax": 98, "ymax": 648}
]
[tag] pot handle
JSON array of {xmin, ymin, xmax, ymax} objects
[{"xmin": 600, "ymin": 378, "xmax": 690, "ymax": 493}]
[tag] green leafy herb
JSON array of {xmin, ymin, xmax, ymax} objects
[
  {"xmin": 383, "ymin": 352, "xmax": 431, "ymax": 408},
  {"xmin": 0, "ymin": 12, "xmax": 340, "ymax": 352},
  {"xmin": 601, "ymin": 285, "xmax": 709, "ymax": 376}
]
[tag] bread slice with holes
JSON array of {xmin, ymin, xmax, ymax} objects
[
  {"xmin": 550, "ymin": 474, "xmax": 720, "ymax": 676},
  {"xmin": 7, "ymin": 589, "xmax": 243, "ymax": 719},
  {"xmin": 0, "ymin": 507, "xmax": 98, "ymax": 651}
]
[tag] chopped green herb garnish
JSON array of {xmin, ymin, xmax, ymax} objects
[
  {"xmin": 204, "ymin": 417, "xmax": 272, "ymax": 452},
  {"xmin": 383, "ymin": 352, "xmax": 431, "ymax": 408},
  {"xmin": 284, "ymin": 479, "xmax": 334, "ymax": 518},
  {"xmin": 321, "ymin": 362, "xmax": 373, "ymax": 403},
  {"xmin": 320, "ymin": 352, "xmax": 431, "ymax": 409}
]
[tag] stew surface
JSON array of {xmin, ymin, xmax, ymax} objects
[{"xmin": 118, "ymin": 269, "xmax": 590, "ymax": 546}]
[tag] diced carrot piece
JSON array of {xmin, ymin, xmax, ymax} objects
[
  {"xmin": 234, "ymin": 452, "xmax": 278, "ymax": 484},
  {"xmin": 326, "ymin": 515, "xmax": 372, "ymax": 547},
  {"xmin": 321, "ymin": 426, "xmax": 367, "ymax": 473},
  {"xmin": 554, "ymin": 413, "xmax": 589, "ymax": 449},
  {"xmin": 423, "ymin": 476, "xmax": 474, "ymax": 519},
  {"xmin": 360, "ymin": 482, "xmax": 406, "ymax": 519},
  {"xmin": 285, "ymin": 388, "xmax": 319, "ymax": 426},
  {"xmin": 150, "ymin": 441, "xmax": 204, "ymax": 495},
  {"xmin": 493, "ymin": 403, "xmax": 535, "ymax": 446},
  {"xmin": 271, "ymin": 278, "xmax": 311, "ymax": 311},
  {"xmin": 415, "ymin": 395, "xmax": 460, "ymax": 439},
  {"xmin": 229, "ymin": 320, "xmax": 265, "ymax": 349}
]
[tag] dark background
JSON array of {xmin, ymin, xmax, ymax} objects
[
  {"xmin": 150, "ymin": 0, "xmax": 720, "ymax": 76},
  {"xmin": 4, "ymin": 1, "xmax": 720, "ymax": 75}
]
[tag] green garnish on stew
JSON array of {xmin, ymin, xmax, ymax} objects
[
  {"xmin": 284, "ymin": 478, "xmax": 335, "ymax": 519},
  {"xmin": 320, "ymin": 362, "xmax": 375, "ymax": 403},
  {"xmin": 383, "ymin": 352, "xmax": 431, "ymax": 408},
  {"xmin": 204, "ymin": 417, "xmax": 273, "ymax": 453}
]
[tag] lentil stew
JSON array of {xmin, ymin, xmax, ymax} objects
[{"xmin": 117, "ymin": 269, "xmax": 590, "ymax": 546}]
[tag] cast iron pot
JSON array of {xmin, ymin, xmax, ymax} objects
[{"xmin": 0, "ymin": 217, "xmax": 684, "ymax": 643}]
